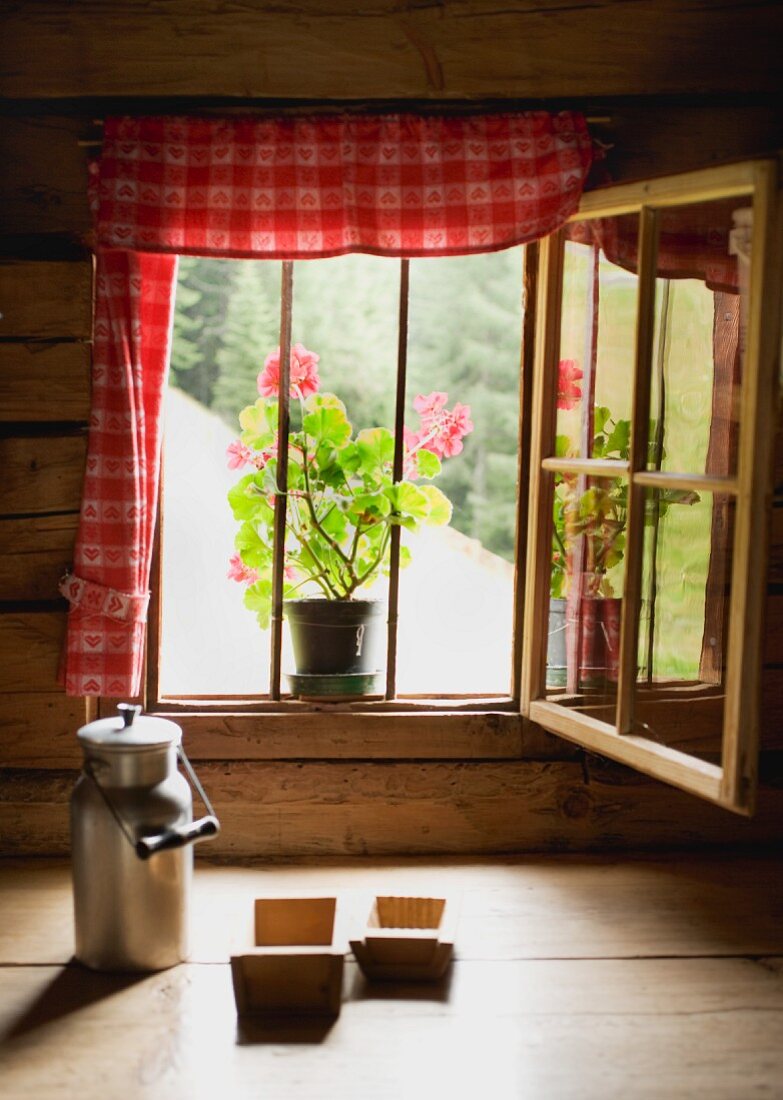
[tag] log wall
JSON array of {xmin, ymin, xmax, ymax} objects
[{"xmin": 1, "ymin": 1, "xmax": 782, "ymax": 856}]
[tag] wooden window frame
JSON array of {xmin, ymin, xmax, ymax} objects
[
  {"xmin": 521, "ymin": 159, "xmax": 782, "ymax": 814},
  {"xmin": 126, "ymin": 249, "xmax": 537, "ymax": 762}
]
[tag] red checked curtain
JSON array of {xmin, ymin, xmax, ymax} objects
[
  {"xmin": 61, "ymin": 111, "xmax": 593, "ymax": 697},
  {"xmin": 567, "ymin": 197, "xmax": 742, "ymax": 293}
]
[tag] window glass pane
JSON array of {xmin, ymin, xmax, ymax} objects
[
  {"xmin": 160, "ymin": 258, "xmax": 281, "ymax": 696},
  {"xmin": 556, "ymin": 216, "xmax": 638, "ymax": 462},
  {"xmin": 284, "ymin": 255, "xmax": 400, "ymax": 692},
  {"xmin": 396, "ymin": 251, "xmax": 523, "ymax": 695},
  {"xmin": 545, "ymin": 473, "xmax": 627, "ymax": 719},
  {"xmin": 159, "ymin": 255, "xmax": 401, "ymax": 697},
  {"xmin": 648, "ymin": 197, "xmax": 749, "ymax": 478},
  {"xmin": 160, "ymin": 251, "xmax": 522, "ymax": 699},
  {"xmin": 634, "ymin": 489, "xmax": 734, "ymax": 762}
]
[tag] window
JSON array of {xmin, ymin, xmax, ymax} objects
[
  {"xmin": 145, "ymin": 158, "xmax": 779, "ymax": 809},
  {"xmin": 149, "ymin": 249, "xmax": 527, "ymax": 730},
  {"xmin": 522, "ymin": 160, "xmax": 780, "ymax": 814}
]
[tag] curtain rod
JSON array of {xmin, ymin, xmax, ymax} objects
[{"xmin": 77, "ymin": 113, "xmax": 612, "ymax": 146}]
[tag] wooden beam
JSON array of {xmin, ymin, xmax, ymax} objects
[
  {"xmin": 1, "ymin": 3, "xmax": 781, "ymax": 99},
  {"xmin": 0, "ymin": 694, "xmax": 86, "ymax": 768},
  {"xmin": 2, "ymin": 755, "xmax": 783, "ymax": 857},
  {"xmin": 0, "ymin": 260, "xmax": 92, "ymax": 339},
  {"xmin": 0, "ymin": 434, "xmax": 86, "ymax": 516},
  {"xmin": 0, "ymin": 514, "xmax": 78, "ymax": 601},
  {"xmin": 0, "ymin": 117, "xmax": 92, "ymax": 238},
  {"xmin": 0, "ymin": 612, "xmax": 66, "ymax": 694},
  {"xmin": 0, "ymin": 344, "xmax": 90, "ymax": 423}
]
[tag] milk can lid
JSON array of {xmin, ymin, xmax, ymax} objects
[{"xmin": 77, "ymin": 704, "xmax": 182, "ymax": 751}]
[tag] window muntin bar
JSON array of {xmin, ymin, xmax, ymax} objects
[
  {"xmin": 385, "ymin": 258, "xmax": 410, "ymax": 700},
  {"xmin": 269, "ymin": 260, "xmax": 294, "ymax": 701}
]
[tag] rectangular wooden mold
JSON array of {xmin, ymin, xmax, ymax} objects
[
  {"xmin": 230, "ymin": 897, "xmax": 344, "ymax": 1017},
  {"xmin": 350, "ymin": 895, "xmax": 455, "ymax": 982}
]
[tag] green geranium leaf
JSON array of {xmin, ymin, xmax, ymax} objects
[
  {"xmin": 415, "ymin": 448, "xmax": 442, "ymax": 479},
  {"xmin": 356, "ymin": 428, "xmax": 394, "ymax": 477},
  {"xmin": 320, "ymin": 506, "xmax": 348, "ymax": 542},
  {"xmin": 389, "ymin": 480, "xmax": 429, "ymax": 521},
  {"xmin": 228, "ymin": 474, "xmax": 268, "ymax": 521},
  {"xmin": 593, "ymin": 406, "xmax": 611, "ymax": 436},
  {"xmin": 419, "ymin": 483, "xmax": 452, "ymax": 526},
  {"xmin": 555, "ymin": 434, "xmax": 571, "ymax": 459},
  {"xmin": 239, "ymin": 399, "xmax": 276, "ymax": 450},
  {"xmin": 243, "ymin": 579, "xmax": 273, "ymax": 630},
  {"xmin": 350, "ymin": 492, "xmax": 391, "ymax": 520},
  {"xmin": 304, "ymin": 392, "xmax": 347, "ymax": 415},
  {"xmin": 261, "ymin": 461, "xmax": 280, "ymax": 496},
  {"xmin": 604, "ymin": 418, "xmax": 631, "ymax": 458},
  {"xmin": 286, "ymin": 459, "xmax": 304, "ymax": 492},
  {"xmin": 361, "ymin": 523, "xmax": 386, "ymax": 547},
  {"xmin": 317, "ymin": 458, "xmax": 347, "ymax": 489},
  {"xmin": 336, "ymin": 441, "xmax": 361, "ymax": 477},
  {"xmin": 303, "ymin": 406, "xmax": 352, "ymax": 450},
  {"xmin": 234, "ymin": 522, "xmax": 272, "ymax": 568}
]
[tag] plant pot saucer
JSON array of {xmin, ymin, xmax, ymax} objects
[{"xmin": 286, "ymin": 671, "xmax": 385, "ymax": 701}]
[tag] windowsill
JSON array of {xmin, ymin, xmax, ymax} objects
[{"xmin": 147, "ymin": 703, "xmax": 525, "ymax": 761}]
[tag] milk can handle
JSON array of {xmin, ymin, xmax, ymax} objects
[
  {"xmin": 135, "ymin": 746, "xmax": 220, "ymax": 860},
  {"xmin": 84, "ymin": 745, "xmax": 220, "ymax": 860}
]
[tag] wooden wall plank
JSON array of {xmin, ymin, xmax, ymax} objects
[
  {"xmin": 0, "ymin": 694, "xmax": 85, "ymax": 769},
  {"xmin": 174, "ymin": 711, "xmax": 524, "ymax": 762},
  {"xmin": 0, "ymin": 612, "xmax": 66, "ymax": 694},
  {"xmin": 767, "ymin": 505, "xmax": 783, "ymax": 585},
  {"xmin": 1, "ymin": 2, "xmax": 781, "ymax": 99},
  {"xmin": 0, "ymin": 344, "xmax": 90, "ymax": 422},
  {"xmin": 0, "ymin": 260, "xmax": 92, "ymax": 339},
  {"xmin": 0, "ymin": 435, "xmax": 86, "ymax": 516},
  {"xmin": 762, "ymin": 593, "xmax": 783, "ymax": 667},
  {"xmin": 1, "ymin": 756, "xmax": 781, "ymax": 857},
  {"xmin": 0, "ymin": 514, "xmax": 78, "ymax": 601},
  {"xmin": 0, "ymin": 707, "xmax": 526, "ymax": 767},
  {"xmin": 605, "ymin": 106, "xmax": 783, "ymax": 184},
  {"xmin": 0, "ymin": 117, "xmax": 92, "ymax": 238}
]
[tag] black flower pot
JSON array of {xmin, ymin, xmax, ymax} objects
[{"xmin": 284, "ymin": 598, "xmax": 385, "ymax": 678}]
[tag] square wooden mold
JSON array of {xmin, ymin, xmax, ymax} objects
[
  {"xmin": 350, "ymin": 896, "xmax": 455, "ymax": 982},
  {"xmin": 230, "ymin": 897, "xmax": 344, "ymax": 1017}
]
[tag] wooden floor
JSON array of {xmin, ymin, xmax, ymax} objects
[{"xmin": 1, "ymin": 854, "xmax": 782, "ymax": 1099}]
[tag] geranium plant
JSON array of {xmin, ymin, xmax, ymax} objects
[
  {"xmin": 226, "ymin": 343, "xmax": 473, "ymax": 627},
  {"xmin": 551, "ymin": 359, "xmax": 698, "ymax": 600}
]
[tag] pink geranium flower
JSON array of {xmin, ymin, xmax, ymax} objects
[
  {"xmin": 438, "ymin": 402, "xmax": 474, "ymax": 457},
  {"xmin": 405, "ymin": 394, "xmax": 474, "ymax": 469},
  {"xmin": 226, "ymin": 439, "xmax": 254, "ymax": 470},
  {"xmin": 227, "ymin": 553, "xmax": 259, "ymax": 585},
  {"xmin": 258, "ymin": 342, "xmax": 320, "ymax": 400},
  {"xmin": 413, "ymin": 391, "xmax": 448, "ymax": 427},
  {"xmin": 557, "ymin": 359, "xmax": 583, "ymax": 411}
]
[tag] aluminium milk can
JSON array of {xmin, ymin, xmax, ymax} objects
[{"xmin": 71, "ymin": 703, "xmax": 220, "ymax": 971}]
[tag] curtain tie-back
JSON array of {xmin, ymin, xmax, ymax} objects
[{"xmin": 59, "ymin": 572, "xmax": 150, "ymax": 625}]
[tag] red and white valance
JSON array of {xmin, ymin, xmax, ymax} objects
[
  {"xmin": 64, "ymin": 110, "xmax": 593, "ymax": 697},
  {"xmin": 94, "ymin": 112, "xmax": 593, "ymax": 259}
]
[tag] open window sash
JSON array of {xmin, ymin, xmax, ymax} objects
[{"xmin": 521, "ymin": 159, "xmax": 781, "ymax": 814}]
